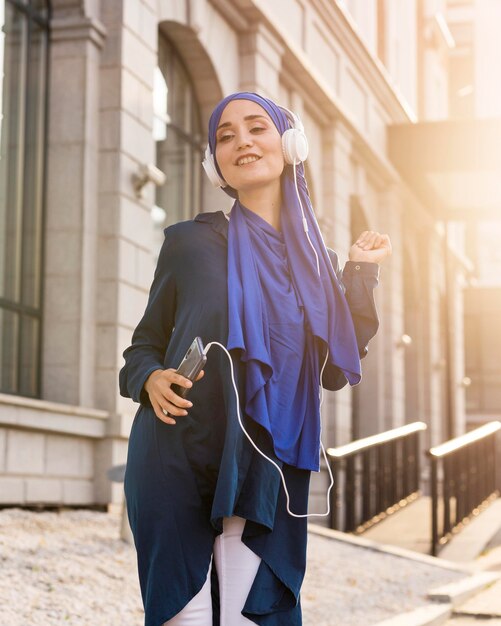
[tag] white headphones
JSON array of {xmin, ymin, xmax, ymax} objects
[{"xmin": 202, "ymin": 107, "xmax": 309, "ymax": 189}]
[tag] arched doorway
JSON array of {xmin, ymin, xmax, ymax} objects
[
  {"xmin": 152, "ymin": 22, "xmax": 223, "ymax": 252},
  {"xmin": 154, "ymin": 34, "xmax": 203, "ymax": 233}
]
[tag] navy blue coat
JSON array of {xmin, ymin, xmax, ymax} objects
[{"xmin": 119, "ymin": 210, "xmax": 380, "ymax": 626}]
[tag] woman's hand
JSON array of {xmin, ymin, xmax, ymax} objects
[
  {"xmin": 349, "ymin": 230, "xmax": 392, "ymax": 265},
  {"xmin": 144, "ymin": 368, "xmax": 205, "ymax": 425}
]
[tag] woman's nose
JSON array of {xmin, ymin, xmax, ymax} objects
[{"xmin": 236, "ymin": 131, "xmax": 253, "ymax": 149}]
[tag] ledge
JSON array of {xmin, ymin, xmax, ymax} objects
[{"xmin": 0, "ymin": 393, "xmax": 109, "ymax": 439}]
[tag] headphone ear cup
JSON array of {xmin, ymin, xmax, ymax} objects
[
  {"xmin": 202, "ymin": 145, "xmax": 227, "ymax": 188},
  {"xmin": 282, "ymin": 128, "xmax": 309, "ymax": 165}
]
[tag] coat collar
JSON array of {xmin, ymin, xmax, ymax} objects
[{"xmin": 194, "ymin": 210, "xmax": 230, "ymax": 240}]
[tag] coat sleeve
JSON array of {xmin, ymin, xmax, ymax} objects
[
  {"xmin": 321, "ymin": 248, "xmax": 380, "ymax": 390},
  {"xmin": 118, "ymin": 227, "xmax": 177, "ymax": 407}
]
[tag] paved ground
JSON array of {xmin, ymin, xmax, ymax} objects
[
  {"xmin": 0, "ymin": 506, "xmax": 470, "ymax": 626},
  {"xmin": 360, "ymin": 496, "xmax": 501, "ymax": 624},
  {"xmin": 363, "ymin": 496, "xmax": 434, "ymax": 554}
]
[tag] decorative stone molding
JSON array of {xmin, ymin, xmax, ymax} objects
[
  {"xmin": 209, "ymin": 0, "xmax": 250, "ymax": 30},
  {"xmin": 239, "ymin": 22, "xmax": 285, "ymax": 98},
  {"xmin": 51, "ymin": 16, "xmax": 107, "ymax": 49}
]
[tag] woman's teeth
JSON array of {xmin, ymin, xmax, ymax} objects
[{"xmin": 237, "ymin": 156, "xmax": 260, "ymax": 165}]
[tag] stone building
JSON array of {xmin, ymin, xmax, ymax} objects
[
  {"xmin": 445, "ymin": 0, "xmax": 501, "ymax": 430},
  {"xmin": 1, "ymin": 0, "xmax": 495, "ymax": 513}
]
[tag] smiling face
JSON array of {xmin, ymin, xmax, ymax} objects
[{"xmin": 214, "ymin": 99, "xmax": 285, "ymax": 197}]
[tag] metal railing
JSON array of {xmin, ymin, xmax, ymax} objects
[
  {"xmin": 427, "ymin": 421, "xmax": 501, "ymax": 556},
  {"xmin": 327, "ymin": 422, "xmax": 427, "ymax": 532}
]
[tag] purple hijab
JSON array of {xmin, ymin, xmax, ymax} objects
[{"xmin": 208, "ymin": 92, "xmax": 361, "ymax": 471}]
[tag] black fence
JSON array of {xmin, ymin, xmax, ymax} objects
[
  {"xmin": 427, "ymin": 421, "xmax": 501, "ymax": 556},
  {"xmin": 327, "ymin": 422, "xmax": 427, "ymax": 532}
]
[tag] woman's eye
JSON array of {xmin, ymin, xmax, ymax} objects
[{"xmin": 217, "ymin": 126, "xmax": 265, "ymax": 143}]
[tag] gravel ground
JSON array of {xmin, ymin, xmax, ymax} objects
[
  {"xmin": 302, "ymin": 530, "xmax": 467, "ymax": 625},
  {"xmin": 0, "ymin": 507, "xmax": 469, "ymax": 626}
]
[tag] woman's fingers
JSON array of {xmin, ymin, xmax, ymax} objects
[
  {"xmin": 355, "ymin": 231, "xmax": 389, "ymax": 251},
  {"xmin": 355, "ymin": 231, "xmax": 369, "ymax": 245},
  {"xmin": 151, "ymin": 398, "xmax": 176, "ymax": 425},
  {"xmin": 355, "ymin": 231, "xmax": 371, "ymax": 248},
  {"xmin": 157, "ymin": 369, "xmax": 193, "ymax": 408},
  {"xmin": 163, "ymin": 397, "xmax": 190, "ymax": 416},
  {"xmin": 153, "ymin": 394, "xmax": 189, "ymax": 423},
  {"xmin": 166, "ymin": 387, "xmax": 193, "ymax": 410},
  {"xmin": 165, "ymin": 368, "xmax": 194, "ymax": 390},
  {"xmin": 148, "ymin": 367, "xmax": 206, "ymax": 424},
  {"xmin": 356, "ymin": 231, "xmax": 377, "ymax": 249},
  {"xmin": 164, "ymin": 368, "xmax": 203, "ymax": 408}
]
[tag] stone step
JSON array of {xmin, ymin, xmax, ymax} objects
[
  {"xmin": 452, "ymin": 578, "xmax": 501, "ymax": 618},
  {"xmin": 374, "ymin": 603, "xmax": 453, "ymax": 626},
  {"xmin": 428, "ymin": 571, "xmax": 501, "ymax": 608}
]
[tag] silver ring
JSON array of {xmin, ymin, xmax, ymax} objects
[{"xmin": 162, "ymin": 408, "xmax": 169, "ymax": 417}]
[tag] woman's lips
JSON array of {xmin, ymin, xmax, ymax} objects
[{"xmin": 236, "ymin": 155, "xmax": 261, "ymax": 166}]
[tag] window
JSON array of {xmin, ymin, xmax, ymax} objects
[
  {"xmin": 153, "ymin": 36, "xmax": 203, "ymax": 234},
  {"xmin": 0, "ymin": 0, "xmax": 50, "ymax": 397}
]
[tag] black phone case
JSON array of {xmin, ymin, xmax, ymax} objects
[{"xmin": 171, "ymin": 337, "xmax": 207, "ymax": 399}]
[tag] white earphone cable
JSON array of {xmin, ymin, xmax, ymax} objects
[
  {"xmin": 202, "ymin": 340, "xmax": 335, "ymax": 518},
  {"xmin": 292, "ymin": 159, "xmax": 321, "ymax": 277}
]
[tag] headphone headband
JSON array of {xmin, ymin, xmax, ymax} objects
[{"xmin": 279, "ymin": 106, "xmax": 305, "ymax": 134}]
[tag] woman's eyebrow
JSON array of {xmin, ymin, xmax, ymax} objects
[{"xmin": 216, "ymin": 114, "xmax": 268, "ymax": 132}]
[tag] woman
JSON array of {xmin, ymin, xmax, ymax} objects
[{"xmin": 119, "ymin": 92, "xmax": 391, "ymax": 626}]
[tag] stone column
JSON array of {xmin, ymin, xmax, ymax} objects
[
  {"xmin": 238, "ymin": 22, "xmax": 284, "ymax": 99},
  {"xmin": 427, "ymin": 226, "xmax": 448, "ymax": 447},
  {"xmin": 444, "ymin": 224, "xmax": 468, "ymax": 439},
  {"xmin": 94, "ymin": 1, "xmax": 159, "ymax": 504},
  {"xmin": 474, "ymin": 0, "xmax": 501, "ymax": 117},
  {"xmin": 378, "ymin": 183, "xmax": 405, "ymax": 430},
  {"xmin": 43, "ymin": 12, "xmax": 106, "ymax": 407},
  {"xmin": 451, "ymin": 264, "xmax": 467, "ymax": 438}
]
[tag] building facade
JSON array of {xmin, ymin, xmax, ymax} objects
[
  {"xmin": 447, "ymin": 0, "xmax": 501, "ymax": 429},
  {"xmin": 1, "ymin": 0, "xmax": 487, "ymax": 514}
]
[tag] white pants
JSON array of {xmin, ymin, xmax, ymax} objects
[{"xmin": 164, "ymin": 516, "xmax": 262, "ymax": 626}]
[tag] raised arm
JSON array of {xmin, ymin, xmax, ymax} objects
[
  {"xmin": 338, "ymin": 253, "xmax": 380, "ymax": 359},
  {"xmin": 321, "ymin": 248, "xmax": 380, "ymax": 390}
]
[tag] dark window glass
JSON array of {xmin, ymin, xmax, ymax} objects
[
  {"xmin": 31, "ymin": 0, "xmax": 49, "ymax": 19},
  {"xmin": 154, "ymin": 36, "xmax": 203, "ymax": 237},
  {"xmin": 19, "ymin": 314, "xmax": 39, "ymax": 395},
  {"xmin": 23, "ymin": 18, "xmax": 46, "ymax": 309},
  {"xmin": 0, "ymin": 1, "xmax": 50, "ymax": 397},
  {"xmin": 1, "ymin": 4, "xmax": 26, "ymax": 305},
  {"xmin": 0, "ymin": 309, "xmax": 19, "ymax": 393}
]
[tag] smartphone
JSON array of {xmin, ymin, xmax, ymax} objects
[{"xmin": 171, "ymin": 337, "xmax": 207, "ymax": 399}]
